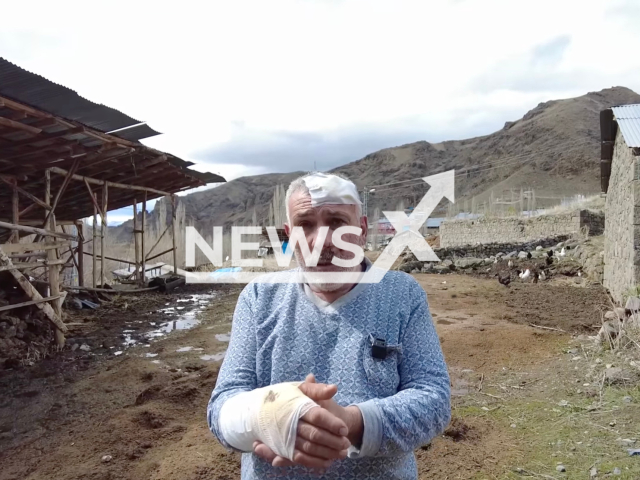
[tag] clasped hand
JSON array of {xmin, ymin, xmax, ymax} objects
[{"xmin": 253, "ymin": 374, "xmax": 363, "ymax": 472}]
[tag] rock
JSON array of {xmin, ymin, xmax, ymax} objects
[
  {"xmin": 617, "ymin": 438, "xmax": 636, "ymax": 446},
  {"xmin": 626, "ymin": 296, "xmax": 640, "ymax": 313},
  {"xmin": 496, "ymin": 252, "xmax": 505, "ymax": 257},
  {"xmin": 623, "ymin": 396, "xmax": 633, "ymax": 403},
  {"xmin": 71, "ymin": 343, "xmax": 79, "ymax": 352},
  {"xmin": 454, "ymin": 258, "xmax": 483, "ymax": 269},
  {"xmin": 79, "ymin": 344, "xmax": 91, "ymax": 352},
  {"xmin": 590, "ymin": 467, "xmax": 597, "ymax": 478},
  {"xmin": 442, "ymin": 259, "xmax": 453, "ymax": 267},
  {"xmin": 0, "ymin": 326, "xmax": 17, "ymax": 339},
  {"xmin": 399, "ymin": 261, "xmax": 422, "ymax": 273},
  {"xmin": 595, "ymin": 358, "xmax": 602, "ymax": 364},
  {"xmin": 567, "ymin": 348, "xmax": 578, "ymax": 354},
  {"xmin": 605, "ymin": 367, "xmax": 633, "ymax": 384},
  {"xmin": 421, "ymin": 264, "xmax": 433, "ymax": 273},
  {"xmin": 558, "ymin": 400, "xmax": 569, "ymax": 407},
  {"xmin": 556, "ymin": 465, "xmax": 566, "ymax": 472},
  {"xmin": 101, "ymin": 455, "xmax": 113, "ymax": 463},
  {"xmin": 536, "ymin": 246, "xmax": 543, "ymax": 251},
  {"xmin": 504, "ymin": 251, "xmax": 517, "ymax": 259},
  {"xmin": 517, "ymin": 251, "xmax": 528, "ymax": 259},
  {"xmin": 613, "ymin": 467, "xmax": 621, "ymax": 475}
]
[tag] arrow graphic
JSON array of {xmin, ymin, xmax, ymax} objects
[{"xmin": 370, "ymin": 170, "xmax": 455, "ymax": 275}]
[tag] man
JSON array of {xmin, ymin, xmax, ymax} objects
[{"xmin": 207, "ymin": 172, "xmax": 450, "ymax": 479}]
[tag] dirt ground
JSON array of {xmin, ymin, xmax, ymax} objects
[{"xmin": 0, "ymin": 274, "xmax": 638, "ymax": 480}]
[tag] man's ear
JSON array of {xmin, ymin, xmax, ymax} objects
[{"xmin": 284, "ymin": 223, "xmax": 291, "ymax": 237}]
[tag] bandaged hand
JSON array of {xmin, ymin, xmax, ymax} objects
[
  {"xmin": 253, "ymin": 374, "xmax": 363, "ymax": 470},
  {"xmin": 219, "ymin": 379, "xmax": 351, "ymax": 468}
]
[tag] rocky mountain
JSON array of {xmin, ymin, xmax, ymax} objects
[{"xmin": 112, "ymin": 86, "xmax": 640, "ymax": 240}]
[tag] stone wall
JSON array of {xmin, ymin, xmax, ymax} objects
[
  {"xmin": 604, "ymin": 129, "xmax": 640, "ymax": 302},
  {"xmin": 440, "ymin": 210, "xmax": 604, "ymax": 248},
  {"xmin": 432, "ymin": 236, "xmax": 570, "ymax": 260}
]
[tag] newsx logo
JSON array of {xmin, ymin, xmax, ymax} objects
[{"xmin": 184, "ymin": 170, "xmax": 455, "ymax": 284}]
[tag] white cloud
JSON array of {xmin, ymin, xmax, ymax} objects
[{"xmin": 2, "ymin": 0, "xmax": 639, "ymax": 224}]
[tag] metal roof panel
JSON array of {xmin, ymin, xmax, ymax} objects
[
  {"xmin": 612, "ymin": 104, "xmax": 640, "ymax": 148},
  {"xmin": 0, "ymin": 57, "xmax": 160, "ymax": 141}
]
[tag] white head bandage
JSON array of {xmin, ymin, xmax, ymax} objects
[
  {"xmin": 219, "ymin": 382, "xmax": 318, "ymax": 460},
  {"xmin": 302, "ymin": 173, "xmax": 361, "ymax": 208}
]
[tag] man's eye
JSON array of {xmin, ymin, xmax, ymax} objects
[{"xmin": 331, "ymin": 219, "xmax": 346, "ymax": 228}]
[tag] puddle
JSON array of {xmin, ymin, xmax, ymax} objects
[
  {"xmin": 151, "ymin": 360, "xmax": 162, "ymax": 364},
  {"xmin": 114, "ymin": 351, "xmax": 123, "ymax": 356},
  {"xmin": 201, "ymin": 352, "xmax": 226, "ymax": 362},
  {"xmin": 145, "ymin": 353, "xmax": 158, "ymax": 358},
  {"xmin": 215, "ymin": 333, "xmax": 231, "ymax": 342},
  {"xmin": 437, "ymin": 319, "xmax": 454, "ymax": 325},
  {"xmin": 176, "ymin": 346, "xmax": 194, "ymax": 352},
  {"xmin": 119, "ymin": 292, "xmax": 219, "ymax": 349}
]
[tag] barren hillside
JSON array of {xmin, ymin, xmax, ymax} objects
[{"xmin": 112, "ymin": 86, "xmax": 640, "ymax": 240}]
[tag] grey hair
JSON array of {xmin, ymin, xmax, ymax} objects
[{"xmin": 285, "ymin": 172, "xmax": 363, "ymax": 223}]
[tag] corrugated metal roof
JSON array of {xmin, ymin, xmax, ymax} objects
[
  {"xmin": 612, "ymin": 104, "xmax": 640, "ymax": 148},
  {"xmin": 0, "ymin": 57, "xmax": 160, "ymax": 141}
]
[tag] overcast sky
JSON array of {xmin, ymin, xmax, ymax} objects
[{"xmin": 2, "ymin": 0, "xmax": 639, "ymax": 224}]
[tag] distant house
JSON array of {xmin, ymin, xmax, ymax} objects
[{"xmin": 601, "ymin": 105, "xmax": 640, "ymax": 302}]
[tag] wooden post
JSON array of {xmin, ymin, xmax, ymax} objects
[
  {"xmin": 10, "ymin": 179, "xmax": 19, "ymax": 243},
  {"xmin": 76, "ymin": 221, "xmax": 84, "ymax": 287},
  {"xmin": 45, "ymin": 169, "xmax": 65, "ymax": 346},
  {"xmin": 100, "ymin": 184, "xmax": 108, "ymax": 287},
  {"xmin": 133, "ymin": 198, "xmax": 139, "ymax": 283},
  {"xmin": 92, "ymin": 205, "xmax": 97, "ymax": 288},
  {"xmin": 171, "ymin": 195, "xmax": 178, "ymax": 274},
  {"xmin": 0, "ymin": 246, "xmax": 67, "ymax": 334},
  {"xmin": 141, "ymin": 192, "xmax": 146, "ymax": 286}
]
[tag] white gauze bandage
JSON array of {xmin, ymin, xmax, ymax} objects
[
  {"xmin": 302, "ymin": 173, "xmax": 362, "ymax": 208},
  {"xmin": 219, "ymin": 382, "xmax": 318, "ymax": 460}
]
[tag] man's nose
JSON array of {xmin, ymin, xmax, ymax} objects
[{"xmin": 309, "ymin": 226, "xmax": 333, "ymax": 250}]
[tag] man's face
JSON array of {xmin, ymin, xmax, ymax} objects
[{"xmin": 284, "ymin": 189, "xmax": 367, "ymax": 276}]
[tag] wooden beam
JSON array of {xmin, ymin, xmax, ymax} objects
[
  {"xmin": 82, "ymin": 250, "xmax": 135, "ymax": 265},
  {"xmin": 50, "ymin": 166, "xmax": 173, "ymax": 196},
  {"xmin": 0, "ymin": 259, "xmax": 67, "ymax": 272},
  {"xmin": 172, "ymin": 195, "xmax": 178, "ymax": 274},
  {"xmin": 0, "ymin": 295, "xmax": 63, "ymax": 314},
  {"xmin": 76, "ymin": 221, "xmax": 84, "ymax": 287},
  {"xmin": 101, "ymin": 184, "xmax": 108, "ymax": 287},
  {"xmin": 9, "ymin": 252, "xmax": 47, "ymax": 260},
  {"xmin": 83, "ymin": 177, "xmax": 105, "ymax": 218},
  {"xmin": 43, "ymin": 157, "xmax": 81, "ymax": 227},
  {"xmin": 146, "ymin": 247, "xmax": 174, "ymax": 262},
  {"xmin": 0, "ymin": 127, "xmax": 84, "ymax": 148},
  {"xmin": 92, "ymin": 204, "xmax": 97, "ymax": 289},
  {"xmin": 133, "ymin": 198, "xmax": 139, "ymax": 282},
  {"xmin": 62, "ymin": 285, "xmax": 158, "ymax": 294},
  {"xmin": 0, "ymin": 220, "xmax": 75, "ymax": 240},
  {"xmin": 0, "ymin": 241, "xmax": 70, "ymax": 254},
  {"xmin": 0, "ymin": 96, "xmax": 53, "ymax": 119},
  {"xmin": 10, "ymin": 178, "xmax": 19, "ymax": 243},
  {"xmin": 141, "ymin": 192, "xmax": 146, "ymax": 286},
  {"xmin": 0, "ymin": 246, "xmax": 67, "ymax": 333},
  {"xmin": 146, "ymin": 223, "xmax": 170, "ymax": 259},
  {"xmin": 0, "ymin": 116, "xmax": 42, "ymax": 134},
  {"xmin": 18, "ymin": 203, "xmax": 37, "ymax": 218},
  {"xmin": 0, "ymin": 176, "xmax": 51, "ymax": 211},
  {"xmin": 45, "ymin": 168, "xmax": 65, "ymax": 345}
]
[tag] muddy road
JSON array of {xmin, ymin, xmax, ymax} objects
[{"xmin": 0, "ymin": 274, "xmax": 628, "ymax": 479}]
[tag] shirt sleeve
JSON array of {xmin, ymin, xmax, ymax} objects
[
  {"xmin": 353, "ymin": 281, "xmax": 451, "ymax": 457},
  {"xmin": 207, "ymin": 285, "xmax": 259, "ymax": 450}
]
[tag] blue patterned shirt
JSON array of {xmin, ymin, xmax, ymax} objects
[{"xmin": 207, "ymin": 266, "xmax": 451, "ymax": 479}]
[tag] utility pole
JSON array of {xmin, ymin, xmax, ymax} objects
[{"xmin": 362, "ymin": 188, "xmax": 369, "ymax": 218}]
